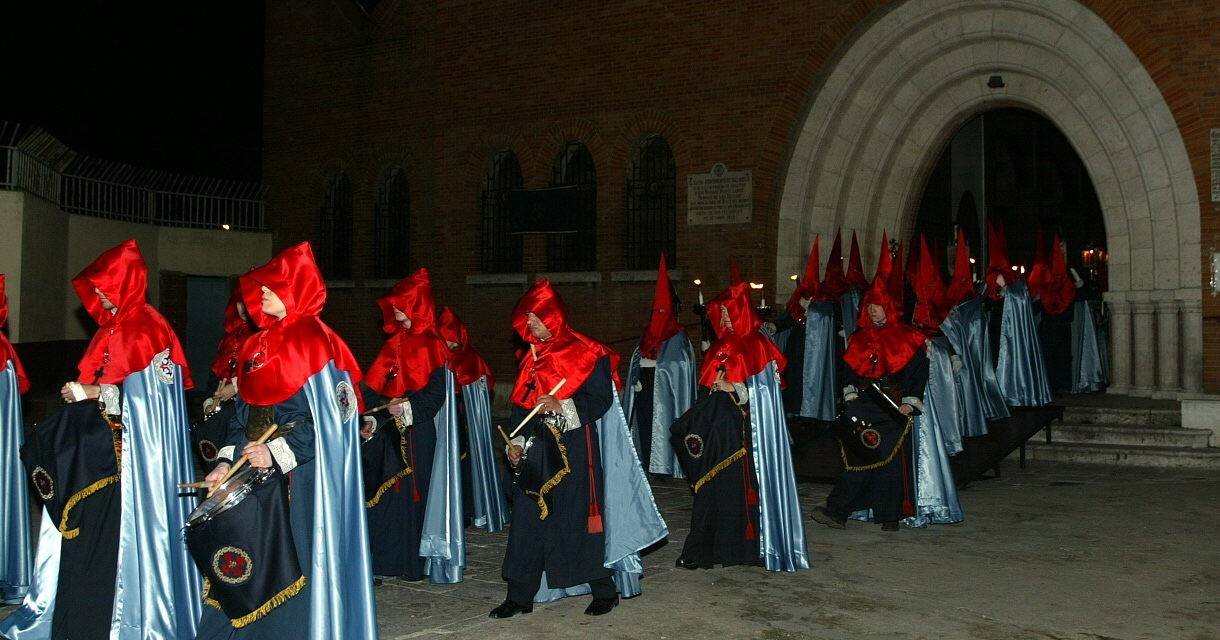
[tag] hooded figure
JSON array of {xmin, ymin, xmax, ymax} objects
[
  {"xmin": 674, "ymin": 282, "xmax": 808, "ymax": 572},
  {"xmin": 988, "ymin": 226, "xmax": 1053, "ymax": 407},
  {"xmin": 0, "ymin": 274, "xmax": 31, "ymax": 606},
  {"xmin": 493, "ymin": 279, "xmax": 665, "ymax": 618},
  {"xmin": 840, "ymin": 231, "xmax": 870, "ymax": 341},
  {"xmin": 360, "ymin": 268, "xmax": 464, "ymax": 583},
  {"xmin": 812, "ymin": 236, "xmax": 929, "ymax": 532},
  {"xmin": 1029, "ymin": 234, "xmax": 1077, "ymax": 394},
  {"xmin": 772, "ymin": 235, "xmax": 837, "ymax": 421},
  {"xmin": 193, "ymin": 289, "xmax": 255, "ymax": 471},
  {"xmin": 4, "ymin": 240, "xmax": 201, "ymax": 640},
  {"xmin": 623, "ymin": 255, "xmax": 695, "ymax": 478},
  {"xmin": 195, "ymin": 242, "xmax": 378, "ymax": 639},
  {"xmin": 437, "ymin": 306, "xmax": 509, "ymax": 532}
]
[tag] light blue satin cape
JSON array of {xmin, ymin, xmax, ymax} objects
[
  {"xmin": 420, "ymin": 368, "xmax": 465, "ymax": 584},
  {"xmin": 903, "ymin": 339, "xmax": 964, "ymax": 528},
  {"xmin": 0, "ymin": 361, "xmax": 31, "ymax": 605},
  {"xmin": 534, "ymin": 390, "xmax": 668, "ymax": 602},
  {"xmin": 622, "ymin": 332, "xmax": 695, "ymax": 477},
  {"xmin": 840, "ymin": 287, "xmax": 862, "ymax": 341},
  {"xmin": 300, "ymin": 362, "xmax": 379, "ymax": 639},
  {"xmin": 462, "ymin": 375, "xmax": 509, "ymax": 531},
  {"xmin": 1070, "ymin": 300, "xmax": 1106, "ymax": 394},
  {"xmin": 798, "ymin": 301, "xmax": 836, "ymax": 421},
  {"xmin": 940, "ymin": 298, "xmax": 996, "ymax": 437},
  {"xmin": 996, "ymin": 280, "xmax": 1052, "ymax": 407},
  {"xmin": 747, "ymin": 363, "xmax": 809, "ymax": 572}
]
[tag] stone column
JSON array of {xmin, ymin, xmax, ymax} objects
[
  {"xmin": 1154, "ymin": 299, "xmax": 1180, "ymax": 396},
  {"xmin": 1180, "ymin": 298, "xmax": 1203, "ymax": 393},
  {"xmin": 1107, "ymin": 299, "xmax": 1132, "ymax": 395},
  {"xmin": 1130, "ymin": 300, "xmax": 1156, "ymax": 396}
]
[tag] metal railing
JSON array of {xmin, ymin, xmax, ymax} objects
[{"xmin": 0, "ymin": 122, "xmax": 265, "ymax": 231}]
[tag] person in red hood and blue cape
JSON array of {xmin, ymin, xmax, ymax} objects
[
  {"xmin": 191, "ymin": 288, "xmax": 256, "ymax": 472},
  {"xmin": 2, "ymin": 240, "xmax": 201, "ymax": 640},
  {"xmin": 196, "ymin": 242, "xmax": 378, "ymax": 640},
  {"xmin": 769, "ymin": 234, "xmax": 838, "ymax": 421},
  {"xmin": 671, "ymin": 280, "xmax": 808, "ymax": 571},
  {"xmin": 622, "ymin": 254, "xmax": 695, "ymax": 479},
  {"xmin": 437, "ymin": 305, "xmax": 509, "ymax": 533},
  {"xmin": 985, "ymin": 223, "xmax": 1052, "ymax": 407},
  {"xmin": 359, "ymin": 268, "xmax": 464, "ymax": 584},
  {"xmin": 1028, "ymin": 231, "xmax": 1078, "ymax": 394},
  {"xmin": 811, "ymin": 236, "xmax": 929, "ymax": 532},
  {"xmin": 0, "ymin": 274, "xmax": 31, "ymax": 607},
  {"xmin": 491, "ymin": 279, "xmax": 666, "ymax": 619}
]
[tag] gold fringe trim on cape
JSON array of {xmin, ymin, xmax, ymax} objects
[
  {"xmin": 838, "ymin": 416, "xmax": 913, "ymax": 472},
  {"xmin": 691, "ymin": 447, "xmax": 747, "ymax": 494},
  {"xmin": 364, "ymin": 465, "xmax": 414, "ymax": 508},
  {"xmin": 524, "ymin": 421, "xmax": 570, "ymax": 521},
  {"xmin": 202, "ymin": 574, "xmax": 308, "ymax": 629},
  {"xmin": 58, "ymin": 473, "xmax": 119, "ymax": 540}
]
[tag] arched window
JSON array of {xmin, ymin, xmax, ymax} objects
[
  {"xmin": 373, "ymin": 167, "xmax": 410, "ymax": 278},
  {"xmin": 625, "ymin": 136, "xmax": 677, "ymax": 268},
  {"xmin": 319, "ymin": 172, "xmax": 353, "ymax": 280},
  {"xmin": 480, "ymin": 150, "xmax": 523, "ymax": 273},
  {"xmin": 547, "ymin": 141, "xmax": 597, "ymax": 272}
]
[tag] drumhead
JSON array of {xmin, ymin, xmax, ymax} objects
[{"xmin": 186, "ymin": 466, "xmax": 274, "ymax": 526}]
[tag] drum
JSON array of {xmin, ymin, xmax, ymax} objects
[
  {"xmin": 185, "ymin": 466, "xmax": 304, "ymax": 627},
  {"xmin": 514, "ymin": 412, "xmax": 570, "ymax": 520}
]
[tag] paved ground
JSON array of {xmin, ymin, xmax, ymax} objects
[{"xmin": 4, "ymin": 461, "xmax": 1218, "ymax": 639}]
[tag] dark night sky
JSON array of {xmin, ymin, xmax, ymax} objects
[{"xmin": 0, "ymin": 2, "xmax": 265, "ymax": 182}]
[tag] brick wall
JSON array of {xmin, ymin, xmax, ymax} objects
[{"xmin": 261, "ymin": 0, "xmax": 1219, "ymax": 391}]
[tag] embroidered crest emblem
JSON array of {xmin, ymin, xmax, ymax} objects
[
  {"xmin": 335, "ymin": 381, "xmax": 357, "ymax": 423},
  {"xmin": 860, "ymin": 427, "xmax": 882, "ymax": 449},
  {"xmin": 199, "ymin": 440, "xmax": 219, "ymax": 462},
  {"xmin": 212, "ymin": 546, "xmax": 253, "ymax": 585},
  {"xmin": 32, "ymin": 466, "xmax": 54, "ymax": 500},
  {"xmin": 684, "ymin": 434, "xmax": 705, "ymax": 458},
  {"xmin": 154, "ymin": 348, "xmax": 175, "ymax": 384}
]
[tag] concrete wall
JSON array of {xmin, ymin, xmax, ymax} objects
[{"xmin": 0, "ymin": 189, "xmax": 271, "ymax": 343}]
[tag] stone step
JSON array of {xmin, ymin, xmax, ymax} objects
[
  {"xmin": 1034, "ymin": 424, "xmax": 1213, "ymax": 448},
  {"xmin": 1024, "ymin": 441, "xmax": 1220, "ymax": 469},
  {"xmin": 1060, "ymin": 405, "xmax": 1180, "ymax": 427}
]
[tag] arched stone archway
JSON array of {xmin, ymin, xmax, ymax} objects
[{"xmin": 776, "ymin": 0, "xmax": 1202, "ymax": 396}]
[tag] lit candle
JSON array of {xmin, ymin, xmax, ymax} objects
[{"xmin": 694, "ymin": 279, "xmax": 703, "ymax": 305}]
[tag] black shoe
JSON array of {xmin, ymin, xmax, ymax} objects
[
  {"xmin": 489, "ymin": 599, "xmax": 533, "ymax": 618},
  {"xmin": 881, "ymin": 521, "xmax": 899, "ymax": 532},
  {"xmin": 373, "ymin": 577, "xmax": 384, "ymax": 587},
  {"xmin": 811, "ymin": 506, "xmax": 847, "ymax": 529},
  {"xmin": 674, "ymin": 557, "xmax": 700, "ymax": 570},
  {"xmin": 398, "ymin": 574, "xmax": 424, "ymax": 583},
  {"xmin": 584, "ymin": 596, "xmax": 619, "ymax": 616}
]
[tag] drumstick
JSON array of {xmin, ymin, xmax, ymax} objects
[
  {"xmin": 208, "ymin": 423, "xmax": 279, "ymax": 496},
  {"xmin": 177, "ymin": 481, "xmax": 211, "ymax": 489},
  {"xmin": 508, "ymin": 378, "xmax": 566, "ymax": 439},
  {"xmin": 362, "ymin": 397, "xmax": 409, "ymax": 416},
  {"xmin": 496, "ymin": 425, "xmax": 513, "ymax": 447}
]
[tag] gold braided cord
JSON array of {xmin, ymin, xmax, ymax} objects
[
  {"xmin": 364, "ymin": 465, "xmax": 415, "ymax": 509},
  {"xmin": 58, "ymin": 474, "xmax": 119, "ymax": 540},
  {"xmin": 524, "ymin": 422, "xmax": 571, "ymax": 521},
  {"xmin": 395, "ymin": 416, "xmax": 408, "ymax": 464},
  {"xmin": 202, "ymin": 575, "xmax": 309, "ymax": 629},
  {"xmin": 838, "ymin": 416, "xmax": 913, "ymax": 472},
  {"xmin": 690, "ymin": 447, "xmax": 747, "ymax": 494}
]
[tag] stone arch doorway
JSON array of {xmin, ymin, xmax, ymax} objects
[{"xmin": 775, "ymin": 0, "xmax": 1202, "ymax": 396}]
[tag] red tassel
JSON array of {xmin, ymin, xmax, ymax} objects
[
  {"xmin": 412, "ymin": 480, "xmax": 421, "ymax": 503},
  {"xmin": 745, "ymin": 518, "xmax": 756, "ymax": 540},
  {"xmin": 899, "ymin": 441, "xmax": 914, "ymax": 517},
  {"xmin": 393, "ymin": 478, "xmax": 400, "ymax": 493},
  {"xmin": 587, "ymin": 510, "xmax": 604, "ymax": 534},
  {"xmin": 585, "ymin": 423, "xmax": 603, "ymax": 534}
]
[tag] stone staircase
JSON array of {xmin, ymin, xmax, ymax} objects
[{"xmin": 1024, "ymin": 403, "xmax": 1220, "ymax": 469}]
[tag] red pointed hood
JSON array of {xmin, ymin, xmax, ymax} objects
[
  {"xmin": 438, "ymin": 306, "xmax": 495, "ymax": 389},
  {"xmin": 0, "ymin": 275, "xmax": 29, "ymax": 393},
  {"xmin": 843, "ymin": 247, "xmax": 926, "ymax": 378},
  {"xmin": 365, "ymin": 268, "xmax": 452, "ymax": 397},
  {"xmin": 510, "ymin": 279, "xmax": 620, "ymax": 409},
  {"xmin": 237, "ymin": 242, "xmax": 361, "ymax": 405},
  {"xmin": 945, "ymin": 229, "xmax": 977, "ymax": 307},
  {"xmin": 912, "ymin": 235, "xmax": 949, "ymax": 330},
  {"xmin": 700, "ymin": 282, "xmax": 786, "ymax": 386},
  {"xmin": 1033, "ymin": 234, "xmax": 1077, "ymax": 315},
  {"xmin": 785, "ymin": 235, "xmax": 830, "ymax": 322},
  {"xmin": 639, "ymin": 254, "xmax": 683, "ymax": 360},
  {"xmin": 72, "ymin": 240, "xmax": 193, "ymax": 389},
  {"xmin": 985, "ymin": 222, "xmax": 1012, "ymax": 300},
  {"xmin": 821, "ymin": 230, "xmax": 849, "ymax": 298},
  {"xmin": 846, "ymin": 232, "xmax": 869, "ymax": 289},
  {"xmin": 210, "ymin": 287, "xmax": 254, "ymax": 381}
]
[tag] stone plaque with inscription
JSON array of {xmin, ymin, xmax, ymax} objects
[{"xmin": 687, "ymin": 163, "xmax": 752, "ymax": 225}]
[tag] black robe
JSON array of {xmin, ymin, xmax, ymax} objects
[
  {"xmin": 502, "ymin": 356, "xmax": 613, "ymax": 595},
  {"xmin": 360, "ymin": 365, "xmax": 447, "ymax": 579},
  {"xmin": 1036, "ymin": 301, "xmax": 1073, "ymax": 394}
]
